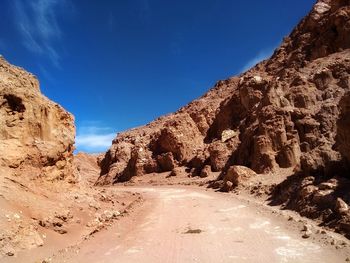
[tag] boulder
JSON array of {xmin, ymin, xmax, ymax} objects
[
  {"xmin": 335, "ymin": 198, "xmax": 349, "ymax": 215},
  {"xmin": 223, "ymin": 165, "xmax": 257, "ymax": 187},
  {"xmin": 169, "ymin": 166, "xmax": 186, "ymax": 177},
  {"xmin": 208, "ymin": 141, "xmax": 232, "ymax": 172},
  {"xmin": 157, "ymin": 152, "xmax": 176, "ymax": 172},
  {"xmin": 152, "ymin": 113, "xmax": 204, "ymax": 163}
]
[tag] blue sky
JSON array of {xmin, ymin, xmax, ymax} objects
[{"xmin": 0, "ymin": 0, "xmax": 316, "ymax": 153}]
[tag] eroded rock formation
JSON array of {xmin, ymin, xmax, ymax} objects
[
  {"xmin": 337, "ymin": 91, "xmax": 350, "ymax": 164},
  {"xmin": 98, "ymin": 0, "xmax": 350, "ymax": 186},
  {"xmin": 0, "ymin": 56, "xmax": 75, "ymax": 181},
  {"xmin": 97, "ymin": 80, "xmax": 240, "ymax": 184}
]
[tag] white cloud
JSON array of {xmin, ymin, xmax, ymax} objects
[
  {"xmin": 13, "ymin": 0, "xmax": 70, "ymax": 67},
  {"xmin": 75, "ymin": 125, "xmax": 116, "ymax": 153},
  {"xmin": 76, "ymin": 133, "xmax": 115, "ymax": 149},
  {"xmin": 239, "ymin": 47, "xmax": 276, "ymax": 73}
]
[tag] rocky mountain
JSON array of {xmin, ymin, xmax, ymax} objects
[
  {"xmin": 97, "ymin": 0, "xmax": 350, "ymax": 236},
  {"xmin": 0, "ymin": 0, "xmax": 350, "ymax": 259},
  {"xmin": 98, "ymin": 0, "xmax": 350, "ymax": 184},
  {"xmin": 0, "ymin": 56, "xmax": 75, "ymax": 181}
]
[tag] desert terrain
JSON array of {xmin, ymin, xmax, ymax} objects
[{"xmin": 1, "ymin": 0, "xmax": 350, "ymax": 262}]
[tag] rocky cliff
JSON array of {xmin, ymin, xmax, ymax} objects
[
  {"xmin": 98, "ymin": 0, "xmax": 350, "ymax": 186},
  {"xmin": 0, "ymin": 58, "xmax": 115, "ymax": 258},
  {"xmin": 0, "ymin": 56, "xmax": 75, "ymax": 181},
  {"xmin": 97, "ymin": 76, "xmax": 240, "ymax": 184},
  {"xmin": 337, "ymin": 91, "xmax": 350, "ymax": 164}
]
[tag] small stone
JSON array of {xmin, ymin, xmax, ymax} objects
[
  {"xmin": 335, "ymin": 198, "xmax": 349, "ymax": 215},
  {"xmin": 302, "ymin": 230, "xmax": 312, "ymax": 239},
  {"xmin": 253, "ymin": 75, "xmax": 263, "ymax": 84},
  {"xmin": 302, "ymin": 224, "xmax": 310, "ymax": 232},
  {"xmin": 6, "ymin": 251, "xmax": 14, "ymax": 256},
  {"xmin": 55, "ymin": 228, "xmax": 67, "ymax": 234},
  {"xmin": 169, "ymin": 167, "xmax": 184, "ymax": 177},
  {"xmin": 318, "ymin": 181, "xmax": 337, "ymax": 190},
  {"xmin": 221, "ymin": 129, "xmax": 238, "ymax": 142},
  {"xmin": 113, "ymin": 211, "xmax": 121, "ymax": 217},
  {"xmin": 13, "ymin": 213, "xmax": 21, "ymax": 219},
  {"xmin": 220, "ymin": 181, "xmax": 234, "ymax": 192},
  {"xmin": 103, "ymin": 210, "xmax": 114, "ymax": 220}
]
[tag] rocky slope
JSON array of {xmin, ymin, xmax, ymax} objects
[
  {"xmin": 0, "ymin": 56, "xmax": 75, "ymax": 181},
  {"xmin": 0, "ymin": 58, "xmax": 142, "ymax": 259},
  {"xmin": 98, "ymin": 0, "xmax": 350, "ymax": 183},
  {"xmin": 98, "ymin": 0, "xmax": 350, "ymax": 236},
  {"xmin": 74, "ymin": 152, "xmax": 104, "ymax": 186},
  {"xmin": 97, "ymin": 77, "xmax": 240, "ymax": 184},
  {"xmin": 0, "ymin": 56, "xmax": 75, "ymax": 256}
]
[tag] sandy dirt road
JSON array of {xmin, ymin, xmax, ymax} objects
[{"xmin": 50, "ymin": 186, "xmax": 347, "ymax": 263}]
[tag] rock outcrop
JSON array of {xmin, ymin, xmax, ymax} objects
[
  {"xmin": 0, "ymin": 57, "xmax": 78, "ymax": 258},
  {"xmin": 0, "ymin": 56, "xmax": 75, "ymax": 181},
  {"xmin": 97, "ymin": 80, "xmax": 239, "ymax": 184},
  {"xmin": 98, "ymin": 0, "xmax": 350, "ymax": 186},
  {"xmin": 337, "ymin": 91, "xmax": 350, "ymax": 164}
]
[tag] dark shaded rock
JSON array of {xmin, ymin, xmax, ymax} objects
[
  {"xmin": 200, "ymin": 165, "xmax": 212, "ymax": 178},
  {"xmin": 157, "ymin": 152, "xmax": 176, "ymax": 172}
]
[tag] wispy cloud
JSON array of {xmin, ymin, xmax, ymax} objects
[
  {"xmin": 13, "ymin": 0, "xmax": 71, "ymax": 67},
  {"xmin": 76, "ymin": 125, "xmax": 116, "ymax": 153},
  {"xmin": 239, "ymin": 47, "xmax": 277, "ymax": 73}
]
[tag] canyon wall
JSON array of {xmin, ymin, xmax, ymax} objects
[
  {"xmin": 98, "ymin": 0, "xmax": 350, "ymax": 186},
  {"xmin": 0, "ymin": 56, "xmax": 75, "ymax": 181}
]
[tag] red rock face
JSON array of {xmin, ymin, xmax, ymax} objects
[
  {"xmin": 98, "ymin": 0, "xmax": 350, "ymax": 184},
  {"xmin": 97, "ymin": 79, "xmax": 239, "ymax": 184}
]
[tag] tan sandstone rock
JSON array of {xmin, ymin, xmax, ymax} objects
[
  {"xmin": 0, "ymin": 57, "xmax": 75, "ymax": 181},
  {"xmin": 220, "ymin": 165, "xmax": 257, "ymax": 192}
]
